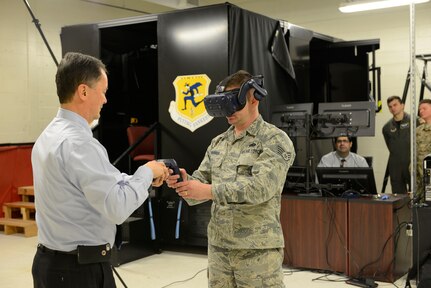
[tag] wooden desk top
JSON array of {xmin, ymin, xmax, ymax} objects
[{"xmin": 282, "ymin": 192, "xmax": 410, "ymax": 205}]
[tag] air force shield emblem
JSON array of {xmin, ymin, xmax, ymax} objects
[{"xmin": 169, "ymin": 74, "xmax": 213, "ymax": 132}]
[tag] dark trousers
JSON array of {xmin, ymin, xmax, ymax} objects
[
  {"xmin": 32, "ymin": 246, "xmax": 116, "ymax": 288},
  {"xmin": 388, "ymin": 158, "xmax": 410, "ymax": 194}
]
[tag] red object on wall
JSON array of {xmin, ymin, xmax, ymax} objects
[{"xmin": 0, "ymin": 145, "xmax": 33, "ymax": 217}]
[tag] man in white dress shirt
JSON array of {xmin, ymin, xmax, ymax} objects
[
  {"xmin": 31, "ymin": 52, "xmax": 168, "ymax": 288},
  {"xmin": 317, "ymin": 135, "xmax": 368, "ymax": 168}
]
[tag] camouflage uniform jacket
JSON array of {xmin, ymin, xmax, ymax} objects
[
  {"xmin": 416, "ymin": 123, "xmax": 431, "ymax": 199},
  {"xmin": 187, "ymin": 115, "xmax": 295, "ymax": 249}
]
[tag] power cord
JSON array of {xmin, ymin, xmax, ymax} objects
[
  {"xmin": 312, "ymin": 271, "xmax": 349, "ymax": 283},
  {"xmin": 112, "ymin": 265, "xmax": 128, "ymax": 288},
  {"xmin": 160, "ymin": 267, "xmax": 207, "ymax": 288}
]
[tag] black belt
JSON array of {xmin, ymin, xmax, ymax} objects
[{"xmin": 37, "ymin": 244, "xmax": 78, "ymax": 255}]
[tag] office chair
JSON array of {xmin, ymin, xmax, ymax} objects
[
  {"xmin": 126, "ymin": 126, "xmax": 156, "ymax": 171},
  {"xmin": 125, "ymin": 125, "xmax": 157, "ymax": 241}
]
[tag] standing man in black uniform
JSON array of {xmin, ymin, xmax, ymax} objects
[{"xmin": 382, "ymin": 96, "xmax": 411, "ymax": 194}]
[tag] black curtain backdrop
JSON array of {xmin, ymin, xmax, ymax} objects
[
  {"xmin": 157, "ymin": 4, "xmax": 229, "ymax": 246},
  {"xmin": 228, "ymin": 5, "xmax": 297, "ymax": 120},
  {"xmin": 156, "ymin": 3, "xmax": 298, "ymax": 246}
]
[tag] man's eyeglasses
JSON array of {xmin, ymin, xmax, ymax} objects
[{"xmin": 336, "ymin": 139, "xmax": 350, "ymax": 143}]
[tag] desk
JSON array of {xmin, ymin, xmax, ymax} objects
[
  {"xmin": 281, "ymin": 196, "xmax": 348, "ymax": 273},
  {"xmin": 281, "ymin": 195, "xmax": 411, "ymax": 282}
]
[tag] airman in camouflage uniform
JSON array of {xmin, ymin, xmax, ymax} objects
[
  {"xmin": 416, "ymin": 99, "xmax": 431, "ymax": 202},
  {"xmin": 167, "ymin": 70, "xmax": 295, "ymax": 288}
]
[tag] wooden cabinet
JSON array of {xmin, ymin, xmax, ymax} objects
[
  {"xmin": 280, "ymin": 195, "xmax": 411, "ymax": 282},
  {"xmin": 281, "ymin": 196, "xmax": 348, "ymax": 273},
  {"xmin": 347, "ymin": 197, "xmax": 411, "ymax": 282}
]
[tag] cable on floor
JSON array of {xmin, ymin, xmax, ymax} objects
[{"xmin": 160, "ymin": 267, "xmax": 207, "ymax": 288}]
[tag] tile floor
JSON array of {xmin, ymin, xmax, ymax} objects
[{"xmin": 0, "ymin": 233, "xmax": 414, "ymax": 288}]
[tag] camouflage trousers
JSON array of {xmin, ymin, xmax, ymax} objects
[{"xmin": 207, "ymin": 244, "xmax": 285, "ymax": 288}]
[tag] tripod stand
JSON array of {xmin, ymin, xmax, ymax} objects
[
  {"xmin": 299, "ymin": 114, "xmax": 320, "ymax": 195},
  {"xmin": 284, "ymin": 113, "xmax": 319, "ymax": 195},
  {"xmin": 401, "ymin": 54, "xmax": 431, "ymax": 106}
]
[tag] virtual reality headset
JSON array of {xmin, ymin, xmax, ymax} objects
[{"xmin": 204, "ymin": 75, "xmax": 268, "ymax": 117}]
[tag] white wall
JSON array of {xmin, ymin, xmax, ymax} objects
[
  {"xmin": 0, "ymin": 0, "xmax": 148, "ymax": 144},
  {"xmin": 2, "ymin": 0, "xmax": 430, "ymax": 193}
]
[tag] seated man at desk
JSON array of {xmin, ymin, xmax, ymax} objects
[{"xmin": 318, "ymin": 136, "xmax": 369, "ymax": 168}]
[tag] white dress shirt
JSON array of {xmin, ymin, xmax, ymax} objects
[
  {"xmin": 32, "ymin": 108, "xmax": 153, "ymax": 251},
  {"xmin": 317, "ymin": 151, "xmax": 369, "ymax": 168}
]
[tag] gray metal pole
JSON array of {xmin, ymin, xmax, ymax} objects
[{"xmin": 409, "ymin": 3, "xmax": 417, "ymax": 196}]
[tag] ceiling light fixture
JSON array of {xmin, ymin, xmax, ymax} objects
[{"xmin": 339, "ymin": 0, "xmax": 429, "ymax": 13}]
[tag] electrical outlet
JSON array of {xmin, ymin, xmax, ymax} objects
[{"xmin": 406, "ymin": 223, "xmax": 413, "ymax": 237}]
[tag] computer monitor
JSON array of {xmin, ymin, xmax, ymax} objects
[
  {"xmin": 271, "ymin": 103, "xmax": 314, "ymax": 137},
  {"xmin": 317, "ymin": 101, "xmax": 375, "ymax": 137},
  {"xmin": 315, "ymin": 167, "xmax": 377, "ymax": 196},
  {"xmin": 284, "ymin": 166, "xmax": 307, "ymax": 189}
]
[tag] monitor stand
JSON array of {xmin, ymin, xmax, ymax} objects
[{"xmin": 293, "ymin": 182, "xmax": 322, "ymax": 197}]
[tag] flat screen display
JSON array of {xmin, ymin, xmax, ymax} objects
[
  {"xmin": 315, "ymin": 167, "xmax": 377, "ymax": 196},
  {"xmin": 317, "ymin": 101, "xmax": 375, "ymax": 137},
  {"xmin": 271, "ymin": 103, "xmax": 313, "ymax": 137}
]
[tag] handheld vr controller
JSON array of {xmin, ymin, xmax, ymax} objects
[
  {"xmin": 157, "ymin": 158, "xmax": 184, "ymax": 240},
  {"xmin": 157, "ymin": 159, "xmax": 182, "ymax": 182}
]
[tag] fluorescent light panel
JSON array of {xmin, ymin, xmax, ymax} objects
[{"xmin": 339, "ymin": 0, "xmax": 430, "ymax": 13}]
